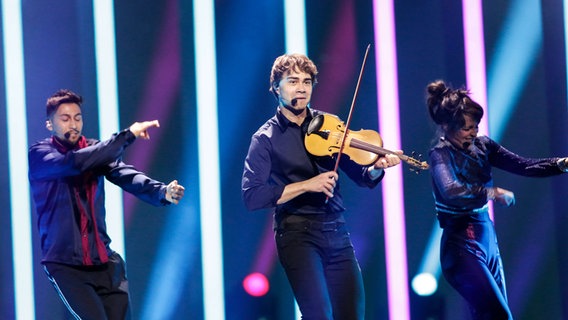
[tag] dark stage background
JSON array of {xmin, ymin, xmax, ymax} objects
[{"xmin": 1, "ymin": 0, "xmax": 567, "ymax": 319}]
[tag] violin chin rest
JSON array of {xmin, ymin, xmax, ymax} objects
[{"xmin": 307, "ymin": 114, "xmax": 324, "ymax": 135}]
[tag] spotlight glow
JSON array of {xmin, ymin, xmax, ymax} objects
[
  {"xmin": 411, "ymin": 273, "xmax": 438, "ymax": 296},
  {"xmin": 284, "ymin": 0, "xmax": 307, "ymax": 54},
  {"xmin": 243, "ymin": 273, "xmax": 270, "ymax": 297}
]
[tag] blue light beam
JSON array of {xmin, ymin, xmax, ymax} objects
[
  {"xmin": 487, "ymin": 0, "xmax": 543, "ymax": 141},
  {"xmin": 93, "ymin": 0, "xmax": 125, "ymax": 258},
  {"xmin": 193, "ymin": 1, "xmax": 226, "ymax": 319},
  {"xmin": 2, "ymin": 0, "xmax": 35, "ymax": 318}
]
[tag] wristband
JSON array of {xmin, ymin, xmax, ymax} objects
[{"xmin": 367, "ymin": 167, "xmax": 383, "ymax": 180}]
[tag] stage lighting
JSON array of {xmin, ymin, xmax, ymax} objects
[
  {"xmin": 243, "ymin": 272, "xmax": 270, "ymax": 297},
  {"xmin": 411, "ymin": 272, "xmax": 438, "ymax": 296}
]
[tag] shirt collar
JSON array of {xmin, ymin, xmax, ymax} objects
[{"xmin": 275, "ymin": 106, "xmax": 314, "ymax": 132}]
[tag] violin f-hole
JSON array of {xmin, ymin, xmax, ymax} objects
[{"xmin": 309, "ymin": 130, "xmax": 330, "ymax": 140}]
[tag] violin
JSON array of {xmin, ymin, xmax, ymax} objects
[{"xmin": 304, "ymin": 114, "xmax": 429, "ymax": 172}]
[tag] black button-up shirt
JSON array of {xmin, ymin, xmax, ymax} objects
[{"xmin": 242, "ymin": 107, "xmax": 383, "ymax": 221}]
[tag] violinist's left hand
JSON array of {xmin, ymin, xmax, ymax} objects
[
  {"xmin": 367, "ymin": 151, "xmax": 402, "ymax": 179},
  {"xmin": 373, "ymin": 151, "xmax": 402, "ymax": 169}
]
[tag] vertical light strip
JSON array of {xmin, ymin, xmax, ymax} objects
[
  {"xmin": 563, "ymin": 0, "xmax": 568, "ymax": 106},
  {"xmin": 373, "ymin": 1, "xmax": 410, "ymax": 319},
  {"xmin": 193, "ymin": 1, "xmax": 225, "ymax": 319},
  {"xmin": 463, "ymin": 0, "xmax": 489, "ymax": 136},
  {"xmin": 92, "ymin": 0, "xmax": 125, "ymax": 257},
  {"xmin": 283, "ymin": 1, "xmax": 306, "ymax": 318},
  {"xmin": 2, "ymin": 0, "xmax": 35, "ymax": 319},
  {"xmin": 462, "ymin": 0, "xmax": 493, "ymax": 219},
  {"xmin": 284, "ymin": 0, "xmax": 307, "ymax": 54}
]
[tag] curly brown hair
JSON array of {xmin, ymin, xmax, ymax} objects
[{"xmin": 269, "ymin": 53, "xmax": 318, "ymax": 99}]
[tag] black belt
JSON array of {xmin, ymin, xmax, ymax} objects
[{"xmin": 277, "ymin": 218, "xmax": 344, "ymax": 232}]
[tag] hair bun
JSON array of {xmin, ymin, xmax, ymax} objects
[
  {"xmin": 427, "ymin": 80, "xmax": 449, "ymax": 102},
  {"xmin": 426, "ymin": 80, "xmax": 451, "ymax": 125}
]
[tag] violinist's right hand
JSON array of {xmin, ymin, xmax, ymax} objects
[
  {"xmin": 305, "ymin": 171, "xmax": 339, "ymax": 198},
  {"xmin": 277, "ymin": 171, "xmax": 339, "ymax": 205}
]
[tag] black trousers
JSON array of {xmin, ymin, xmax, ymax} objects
[
  {"xmin": 275, "ymin": 217, "xmax": 364, "ymax": 320},
  {"xmin": 43, "ymin": 252, "xmax": 131, "ymax": 320}
]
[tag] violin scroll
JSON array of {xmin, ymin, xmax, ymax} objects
[{"xmin": 406, "ymin": 151, "xmax": 429, "ymax": 173}]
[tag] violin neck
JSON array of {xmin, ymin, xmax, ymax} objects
[
  {"xmin": 349, "ymin": 138, "xmax": 408, "ymax": 161},
  {"xmin": 349, "ymin": 135, "xmax": 429, "ymax": 171}
]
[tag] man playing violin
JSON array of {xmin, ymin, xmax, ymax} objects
[{"xmin": 241, "ymin": 53, "xmax": 401, "ymax": 319}]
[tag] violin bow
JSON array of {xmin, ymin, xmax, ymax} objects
[{"xmin": 332, "ymin": 43, "xmax": 371, "ymax": 173}]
